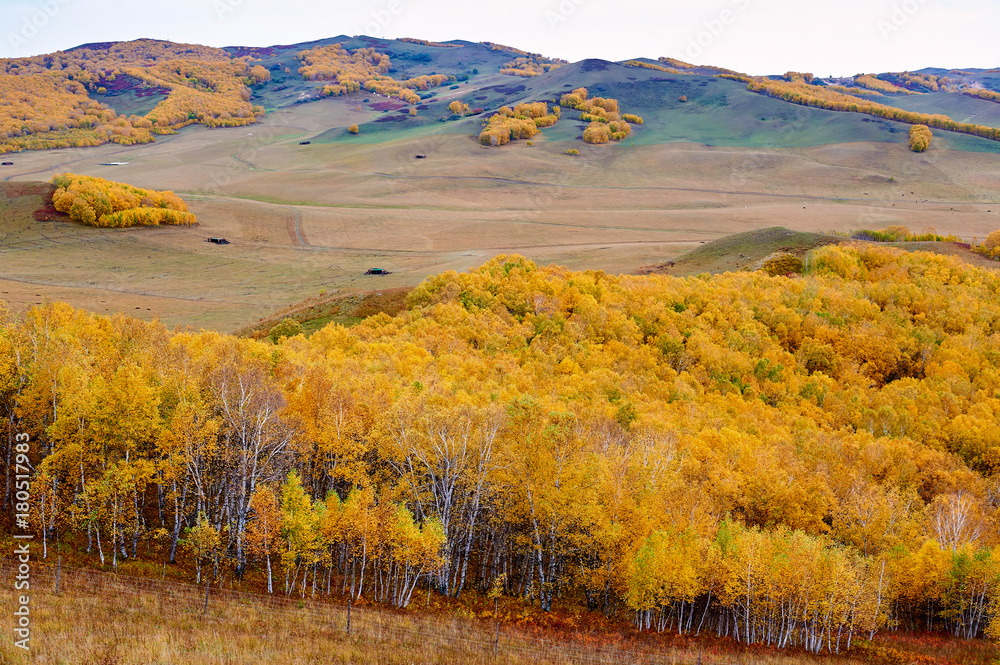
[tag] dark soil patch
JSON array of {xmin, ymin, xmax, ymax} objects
[
  {"xmin": 0, "ymin": 182, "xmax": 68, "ymax": 222},
  {"xmin": 226, "ymin": 46, "xmax": 278, "ymax": 59},
  {"xmin": 99, "ymin": 73, "xmax": 169, "ymax": 98},
  {"xmin": 580, "ymin": 59, "xmax": 611, "ymax": 72},
  {"xmin": 481, "ymin": 84, "xmax": 527, "ymax": 95},
  {"xmin": 375, "ymin": 114, "xmax": 407, "ymax": 122},
  {"xmin": 369, "ymin": 101, "xmax": 407, "ymax": 111}
]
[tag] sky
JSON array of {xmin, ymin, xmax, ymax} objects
[{"xmin": 1, "ymin": 0, "xmax": 997, "ymax": 76}]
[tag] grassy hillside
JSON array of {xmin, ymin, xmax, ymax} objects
[
  {"xmin": 640, "ymin": 227, "xmax": 844, "ymax": 275},
  {"xmin": 4, "ymin": 36, "xmax": 1000, "ymax": 155}
]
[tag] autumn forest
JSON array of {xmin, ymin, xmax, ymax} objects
[{"xmin": 4, "ymin": 246, "xmax": 1000, "ymax": 655}]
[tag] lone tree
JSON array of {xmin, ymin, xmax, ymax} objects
[{"xmin": 348, "ymin": 124, "xmax": 360, "ymax": 134}]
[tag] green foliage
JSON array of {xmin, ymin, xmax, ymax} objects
[
  {"xmin": 269, "ymin": 318, "xmax": 303, "ymax": 343},
  {"xmin": 849, "ymin": 225, "xmax": 959, "ymax": 243},
  {"xmin": 760, "ymin": 253, "xmax": 804, "ymax": 276}
]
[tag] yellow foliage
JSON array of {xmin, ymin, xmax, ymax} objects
[
  {"xmin": 909, "ymin": 124, "xmax": 932, "ymax": 152},
  {"xmin": 854, "ymin": 74, "xmax": 916, "ymax": 95},
  {"xmin": 0, "ymin": 38, "xmax": 267, "ymax": 152},
  {"xmin": 50, "ymin": 173, "xmax": 196, "ymax": 227},
  {"xmin": 478, "ymin": 102, "xmax": 559, "ymax": 146},
  {"xmin": 499, "ymin": 55, "xmax": 566, "ymax": 77},
  {"xmin": 742, "ymin": 76, "xmax": 1000, "ymax": 143},
  {"xmin": 299, "ymin": 43, "xmax": 450, "ymax": 105}
]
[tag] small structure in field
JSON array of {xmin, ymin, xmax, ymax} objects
[
  {"xmin": 99, "ymin": 161, "xmax": 129, "ymax": 166},
  {"xmin": 207, "ymin": 237, "xmax": 230, "ymax": 245},
  {"xmin": 0, "ymin": 161, "xmax": 12, "ymax": 166},
  {"xmin": 299, "ymin": 141, "xmax": 311, "ymax": 145},
  {"xmin": 415, "ymin": 154, "xmax": 426, "ymax": 159},
  {"xmin": 365, "ymin": 267, "xmax": 390, "ymax": 275}
]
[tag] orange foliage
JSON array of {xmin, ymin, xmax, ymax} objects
[
  {"xmin": 50, "ymin": 172, "xmax": 196, "ymax": 227},
  {"xmin": 965, "ymin": 88, "xmax": 1000, "ymax": 104},
  {"xmin": 478, "ymin": 103, "xmax": 560, "ymax": 146},
  {"xmin": 908, "ymin": 124, "xmax": 932, "ymax": 152},
  {"xmin": 854, "ymin": 74, "xmax": 916, "ymax": 95},
  {"xmin": 301, "ymin": 44, "xmax": 451, "ymax": 105},
  {"xmin": 742, "ymin": 77, "xmax": 1000, "ymax": 143},
  {"xmin": 560, "ymin": 88, "xmax": 635, "ymax": 143},
  {"xmin": 881, "ymin": 71, "xmax": 952, "ymax": 92},
  {"xmin": 0, "ymin": 39, "xmax": 270, "ymax": 152},
  {"xmin": 0, "ymin": 38, "xmax": 267, "ymax": 152},
  {"xmin": 0, "ymin": 73, "xmax": 153, "ymax": 153},
  {"xmin": 623, "ymin": 60, "xmax": 684, "ymax": 75},
  {"xmin": 499, "ymin": 55, "xmax": 566, "ymax": 78},
  {"xmin": 658, "ymin": 56, "xmax": 745, "ymax": 77}
]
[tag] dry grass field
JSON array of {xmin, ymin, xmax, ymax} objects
[
  {"xmin": 6, "ymin": 560, "xmax": 992, "ymax": 665},
  {"xmin": 2, "ymin": 94, "xmax": 1000, "ymax": 331}
]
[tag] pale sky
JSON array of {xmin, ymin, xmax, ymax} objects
[{"xmin": 1, "ymin": 0, "xmax": 997, "ymax": 76}]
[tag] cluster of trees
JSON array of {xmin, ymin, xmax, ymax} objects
[
  {"xmin": 879, "ymin": 72, "xmax": 952, "ymax": 93},
  {"xmin": 123, "ymin": 59, "xmax": 265, "ymax": 130},
  {"xmin": 965, "ymin": 89, "xmax": 1000, "ymax": 104},
  {"xmin": 658, "ymin": 57, "xmax": 745, "ymax": 77},
  {"xmin": 849, "ymin": 225, "xmax": 958, "ymax": 243},
  {"xmin": 853, "ymin": 75, "xmax": 916, "ymax": 95},
  {"xmin": 478, "ymin": 103, "xmax": 560, "ymax": 146},
  {"xmin": 50, "ymin": 173, "xmax": 196, "ymax": 227},
  {"xmin": 0, "ymin": 39, "xmax": 269, "ymax": 151},
  {"xmin": 560, "ymin": 88, "xmax": 638, "ymax": 144},
  {"xmin": 301, "ymin": 44, "xmax": 451, "ymax": 104},
  {"xmin": 908, "ymin": 125, "xmax": 933, "ymax": 152},
  {"xmin": 248, "ymin": 65, "xmax": 271, "ymax": 85},
  {"xmin": 743, "ymin": 77, "xmax": 1000, "ymax": 143},
  {"xmin": 973, "ymin": 230, "xmax": 1000, "ymax": 260},
  {"xmin": 298, "ymin": 44, "xmax": 390, "ymax": 82},
  {"xmin": 0, "ymin": 38, "xmax": 234, "ymax": 83},
  {"xmin": 783, "ymin": 72, "xmax": 815, "ymax": 84},
  {"xmin": 397, "ymin": 38, "xmax": 461, "ymax": 48},
  {"xmin": 6, "ymin": 247, "xmax": 1000, "ymax": 651},
  {"xmin": 195, "ymin": 471, "xmax": 445, "ymax": 601},
  {"xmin": 825, "ymin": 83, "xmax": 881, "ymax": 97},
  {"xmin": 623, "ymin": 60, "xmax": 684, "ymax": 74},
  {"xmin": 499, "ymin": 56, "xmax": 566, "ymax": 78},
  {"xmin": 478, "ymin": 42, "xmax": 537, "ymax": 57},
  {"xmin": 0, "ymin": 74, "xmax": 154, "ymax": 153}
]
